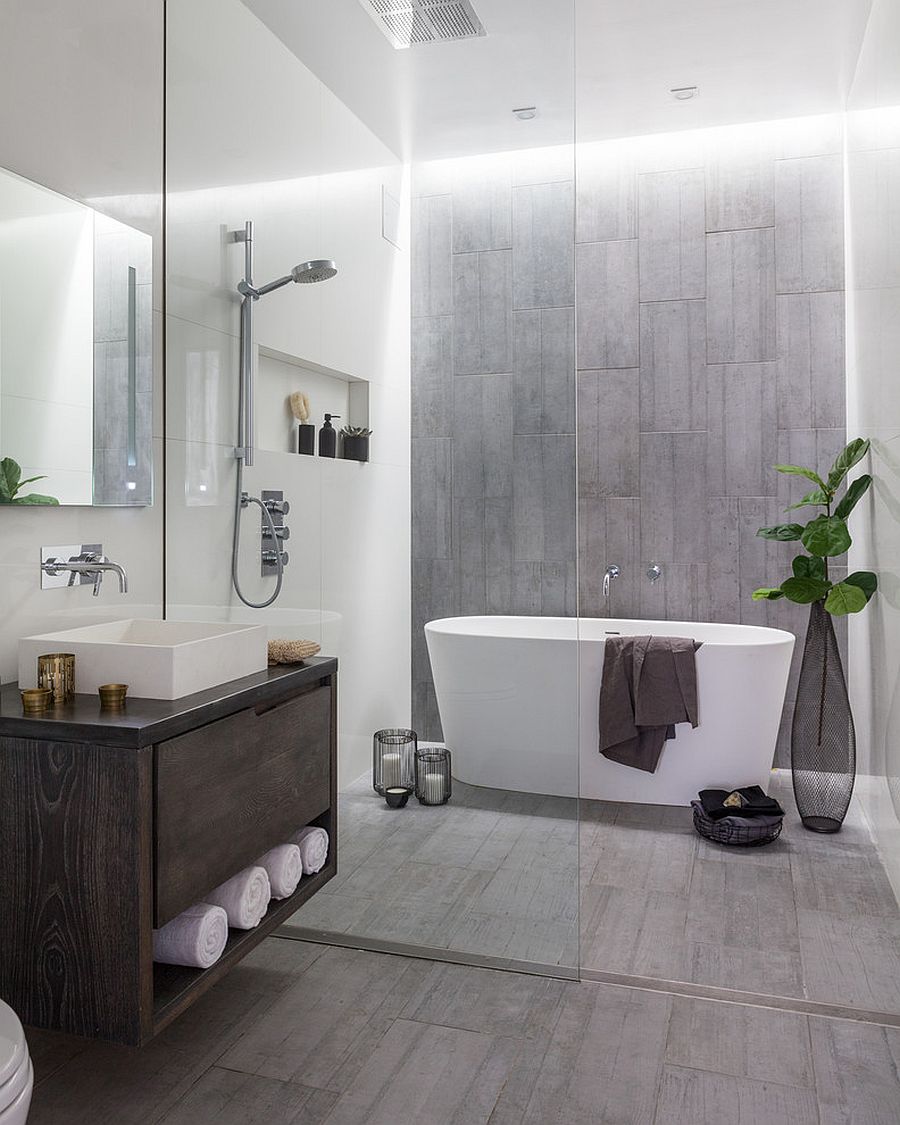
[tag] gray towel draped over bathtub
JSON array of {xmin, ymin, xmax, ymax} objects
[{"xmin": 598, "ymin": 634, "xmax": 702, "ymax": 773}]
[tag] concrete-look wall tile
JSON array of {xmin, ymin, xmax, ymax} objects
[
  {"xmin": 514, "ymin": 308, "xmax": 575, "ymax": 435},
  {"xmin": 639, "ymin": 300, "xmax": 707, "ymax": 432},
  {"xmin": 412, "ymin": 194, "xmax": 452, "ymax": 317},
  {"xmin": 512, "ymin": 181, "xmax": 575, "ymax": 309},
  {"xmin": 485, "ymin": 496, "xmax": 513, "ymax": 613},
  {"xmin": 452, "ymin": 250, "xmax": 513, "ymax": 375},
  {"xmin": 638, "ymin": 562, "xmax": 710, "ymax": 622},
  {"xmin": 412, "ymin": 557, "xmax": 454, "ymax": 686},
  {"xmin": 576, "ymin": 143, "xmax": 636, "ymax": 243},
  {"xmin": 453, "ymin": 497, "xmax": 486, "ymax": 615},
  {"xmin": 640, "ymin": 432, "xmax": 708, "ymax": 563},
  {"xmin": 738, "ymin": 497, "xmax": 796, "ymax": 629},
  {"xmin": 577, "ymin": 369, "xmax": 640, "ymax": 498},
  {"xmin": 708, "ymin": 497, "xmax": 741, "ymax": 623},
  {"xmin": 541, "ymin": 560, "xmax": 577, "ymax": 617},
  {"xmin": 576, "ymin": 240, "xmax": 639, "ymax": 369},
  {"xmin": 705, "ymin": 133, "xmax": 776, "ymax": 232},
  {"xmin": 411, "ymin": 438, "xmax": 452, "ymax": 560},
  {"xmin": 512, "ymin": 561, "xmax": 543, "ymax": 615},
  {"xmin": 513, "ymin": 435, "xmax": 576, "ymax": 562},
  {"xmin": 707, "ymin": 363, "xmax": 778, "ymax": 496},
  {"xmin": 578, "ymin": 497, "xmax": 640, "ymax": 618},
  {"xmin": 638, "ymin": 169, "xmax": 706, "ymax": 301},
  {"xmin": 775, "ymin": 429, "xmax": 847, "ymax": 512},
  {"xmin": 451, "ymin": 374, "xmax": 513, "ymax": 499},
  {"xmin": 452, "ymin": 157, "xmax": 512, "ymax": 253},
  {"xmin": 411, "ymin": 316, "xmax": 453, "ymax": 438},
  {"xmin": 707, "ymin": 228, "xmax": 776, "ymax": 363},
  {"xmin": 774, "ymin": 154, "xmax": 844, "ymax": 293},
  {"xmin": 776, "ymin": 292, "xmax": 845, "ymax": 430},
  {"xmin": 413, "ymin": 680, "xmax": 444, "ymax": 743}
]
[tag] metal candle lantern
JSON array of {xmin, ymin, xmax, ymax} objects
[
  {"xmin": 415, "ymin": 746, "xmax": 451, "ymax": 806},
  {"xmin": 373, "ymin": 729, "xmax": 417, "ymax": 796},
  {"xmin": 37, "ymin": 653, "xmax": 76, "ymax": 705}
]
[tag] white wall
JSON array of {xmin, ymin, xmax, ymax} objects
[
  {"xmin": 0, "ymin": 0, "xmax": 164, "ymax": 684},
  {"xmin": 166, "ymin": 0, "xmax": 411, "ymax": 785},
  {"xmin": 846, "ymin": 0, "xmax": 900, "ymax": 897}
]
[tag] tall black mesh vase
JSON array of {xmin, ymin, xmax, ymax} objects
[{"xmin": 791, "ymin": 600, "xmax": 856, "ymax": 833}]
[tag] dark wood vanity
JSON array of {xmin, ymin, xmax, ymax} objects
[{"xmin": 0, "ymin": 658, "xmax": 337, "ymax": 1045}]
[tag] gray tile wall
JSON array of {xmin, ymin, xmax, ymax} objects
[{"xmin": 413, "ymin": 125, "xmax": 846, "ymax": 761}]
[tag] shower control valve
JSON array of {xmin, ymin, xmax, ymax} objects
[
  {"xmin": 262, "ymin": 525, "xmax": 290, "ymax": 542},
  {"xmin": 264, "ymin": 497, "xmax": 290, "ymax": 516},
  {"xmin": 262, "ymin": 550, "xmax": 289, "ymax": 568},
  {"xmin": 647, "ymin": 563, "xmax": 662, "ymax": 584}
]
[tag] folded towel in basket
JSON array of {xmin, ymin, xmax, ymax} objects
[
  {"xmin": 258, "ymin": 843, "xmax": 303, "ymax": 899},
  {"xmin": 699, "ymin": 786, "xmax": 784, "ymax": 821},
  {"xmin": 152, "ymin": 903, "xmax": 228, "ymax": 968},
  {"xmin": 206, "ymin": 865, "xmax": 271, "ymax": 929},
  {"xmin": 290, "ymin": 826, "xmax": 329, "ymax": 874}
]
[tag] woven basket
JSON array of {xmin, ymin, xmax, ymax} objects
[{"xmin": 691, "ymin": 801, "xmax": 783, "ymax": 848}]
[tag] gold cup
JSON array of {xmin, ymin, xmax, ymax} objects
[
  {"xmin": 37, "ymin": 653, "xmax": 76, "ymax": 705},
  {"xmin": 98, "ymin": 683, "xmax": 128, "ymax": 710},
  {"xmin": 21, "ymin": 687, "xmax": 52, "ymax": 714}
]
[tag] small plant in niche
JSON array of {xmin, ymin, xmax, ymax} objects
[
  {"xmin": 751, "ymin": 438, "xmax": 876, "ymax": 616},
  {"xmin": 0, "ymin": 457, "xmax": 59, "ymax": 505},
  {"xmin": 340, "ymin": 425, "xmax": 372, "ymax": 463}
]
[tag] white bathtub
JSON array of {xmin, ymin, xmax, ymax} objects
[{"xmin": 425, "ymin": 616, "xmax": 795, "ymax": 804}]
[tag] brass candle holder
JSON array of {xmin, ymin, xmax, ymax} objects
[
  {"xmin": 21, "ymin": 688, "xmax": 52, "ymax": 714},
  {"xmin": 37, "ymin": 653, "xmax": 76, "ymax": 705},
  {"xmin": 98, "ymin": 683, "xmax": 128, "ymax": 710}
]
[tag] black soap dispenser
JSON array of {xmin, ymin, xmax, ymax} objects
[{"xmin": 318, "ymin": 413, "xmax": 340, "ymax": 458}]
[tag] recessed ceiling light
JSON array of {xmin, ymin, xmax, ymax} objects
[
  {"xmin": 513, "ymin": 106, "xmax": 537, "ymax": 121},
  {"xmin": 670, "ymin": 86, "xmax": 699, "ymax": 101}
]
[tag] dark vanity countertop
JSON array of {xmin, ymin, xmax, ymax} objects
[{"xmin": 0, "ymin": 658, "xmax": 337, "ymax": 748}]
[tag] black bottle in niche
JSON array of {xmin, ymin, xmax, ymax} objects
[
  {"xmin": 297, "ymin": 424, "xmax": 315, "ymax": 455},
  {"xmin": 318, "ymin": 413, "xmax": 340, "ymax": 457}
]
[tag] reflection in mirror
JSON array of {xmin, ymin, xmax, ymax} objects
[{"xmin": 0, "ymin": 165, "xmax": 152, "ymax": 506}]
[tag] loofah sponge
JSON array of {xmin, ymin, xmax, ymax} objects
[{"xmin": 268, "ymin": 638, "xmax": 321, "ymax": 666}]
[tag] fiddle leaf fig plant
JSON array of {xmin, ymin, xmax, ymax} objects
[
  {"xmin": 0, "ymin": 457, "xmax": 59, "ymax": 505},
  {"xmin": 751, "ymin": 438, "xmax": 876, "ymax": 617}
]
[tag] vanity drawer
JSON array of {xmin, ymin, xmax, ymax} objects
[{"xmin": 154, "ymin": 682, "xmax": 332, "ymax": 926}]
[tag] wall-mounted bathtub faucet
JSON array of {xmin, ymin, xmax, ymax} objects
[
  {"xmin": 40, "ymin": 546, "xmax": 128, "ymax": 596},
  {"xmin": 647, "ymin": 563, "xmax": 662, "ymax": 584},
  {"xmin": 603, "ymin": 564, "xmax": 620, "ymax": 601}
]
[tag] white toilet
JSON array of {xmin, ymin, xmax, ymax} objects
[{"xmin": 0, "ymin": 1001, "xmax": 32, "ymax": 1124}]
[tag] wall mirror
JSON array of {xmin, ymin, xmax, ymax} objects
[{"xmin": 0, "ymin": 165, "xmax": 153, "ymax": 506}]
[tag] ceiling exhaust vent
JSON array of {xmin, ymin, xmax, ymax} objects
[{"xmin": 360, "ymin": 0, "xmax": 486, "ymax": 49}]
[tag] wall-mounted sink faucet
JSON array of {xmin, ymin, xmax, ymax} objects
[
  {"xmin": 41, "ymin": 545, "xmax": 128, "ymax": 596},
  {"xmin": 603, "ymin": 564, "xmax": 620, "ymax": 601}
]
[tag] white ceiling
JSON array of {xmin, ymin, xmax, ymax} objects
[{"xmin": 244, "ymin": 0, "xmax": 873, "ymax": 161}]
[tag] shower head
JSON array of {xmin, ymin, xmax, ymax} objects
[
  {"xmin": 291, "ymin": 259, "xmax": 338, "ymax": 284},
  {"xmin": 243, "ymin": 259, "xmax": 338, "ymax": 298}
]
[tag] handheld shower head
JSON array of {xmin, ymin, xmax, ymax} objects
[{"xmin": 291, "ymin": 259, "xmax": 338, "ymax": 284}]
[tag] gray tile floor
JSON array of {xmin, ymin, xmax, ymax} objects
[
  {"xmin": 26, "ymin": 939, "xmax": 900, "ymax": 1124},
  {"xmin": 289, "ymin": 772, "xmax": 900, "ymax": 1016}
]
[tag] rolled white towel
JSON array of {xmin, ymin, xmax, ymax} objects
[
  {"xmin": 290, "ymin": 826, "xmax": 330, "ymax": 874},
  {"xmin": 257, "ymin": 843, "xmax": 303, "ymax": 899},
  {"xmin": 206, "ymin": 865, "xmax": 271, "ymax": 929},
  {"xmin": 153, "ymin": 903, "xmax": 228, "ymax": 969}
]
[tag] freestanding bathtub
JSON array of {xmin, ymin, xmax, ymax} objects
[{"xmin": 425, "ymin": 616, "xmax": 795, "ymax": 805}]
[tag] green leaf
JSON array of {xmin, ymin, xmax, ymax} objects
[
  {"xmin": 792, "ymin": 555, "xmax": 826, "ymax": 580},
  {"xmin": 834, "ymin": 474, "xmax": 872, "ymax": 520},
  {"xmin": 825, "ymin": 581, "xmax": 868, "ymax": 615},
  {"xmin": 801, "ymin": 514, "xmax": 852, "ymax": 557},
  {"xmin": 752, "ymin": 587, "xmax": 786, "ymax": 601},
  {"xmin": 773, "ymin": 464, "xmax": 828, "ymax": 491},
  {"xmin": 781, "ymin": 576, "xmax": 832, "ymax": 604},
  {"xmin": 827, "ymin": 439, "xmax": 870, "ymax": 492},
  {"xmin": 9, "ymin": 492, "xmax": 59, "ymax": 506},
  {"xmin": 0, "ymin": 457, "xmax": 22, "ymax": 502},
  {"xmin": 845, "ymin": 570, "xmax": 877, "ymax": 602},
  {"xmin": 785, "ymin": 488, "xmax": 829, "ymax": 511},
  {"xmin": 756, "ymin": 523, "xmax": 804, "ymax": 542}
]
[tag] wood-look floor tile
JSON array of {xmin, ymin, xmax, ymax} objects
[
  {"xmin": 810, "ymin": 1016, "xmax": 900, "ymax": 1124},
  {"xmin": 217, "ymin": 947, "xmax": 432, "ymax": 1092},
  {"xmin": 655, "ymin": 1065, "xmax": 819, "ymax": 1124},
  {"xmin": 686, "ymin": 858, "xmax": 800, "ymax": 953},
  {"xmin": 688, "ymin": 941, "xmax": 805, "ymax": 998},
  {"xmin": 159, "ymin": 1069, "xmax": 338, "ymax": 1125},
  {"xmin": 319, "ymin": 1019, "xmax": 521, "ymax": 1125},
  {"xmin": 580, "ymin": 885, "xmax": 690, "ymax": 979},
  {"xmin": 798, "ymin": 908, "xmax": 900, "ymax": 1010},
  {"xmin": 791, "ymin": 845, "xmax": 900, "ymax": 918},
  {"xmin": 664, "ymin": 995, "xmax": 813, "ymax": 1088},
  {"xmin": 515, "ymin": 982, "xmax": 671, "ymax": 1124}
]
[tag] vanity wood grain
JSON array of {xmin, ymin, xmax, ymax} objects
[{"xmin": 0, "ymin": 660, "xmax": 337, "ymax": 1045}]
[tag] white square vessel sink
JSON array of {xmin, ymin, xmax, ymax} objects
[{"xmin": 18, "ymin": 619, "xmax": 269, "ymax": 700}]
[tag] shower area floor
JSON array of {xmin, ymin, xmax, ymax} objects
[{"xmin": 287, "ymin": 773, "xmax": 900, "ymax": 1020}]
